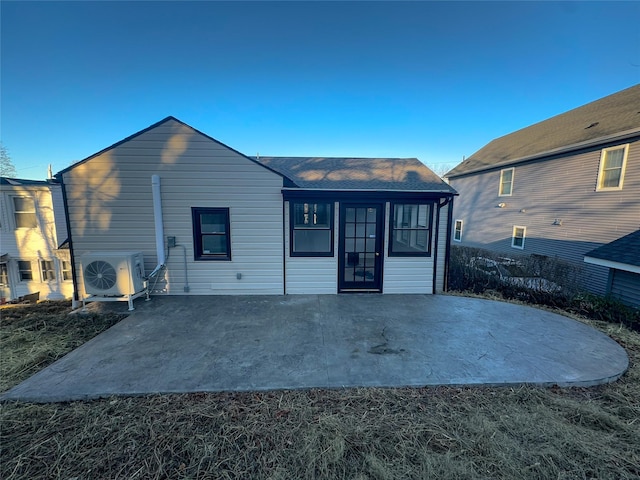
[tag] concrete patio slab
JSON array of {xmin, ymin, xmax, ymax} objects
[{"xmin": 1, "ymin": 295, "xmax": 629, "ymax": 403}]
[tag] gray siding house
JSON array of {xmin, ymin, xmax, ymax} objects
[
  {"xmin": 57, "ymin": 117, "xmax": 456, "ymax": 303},
  {"xmin": 445, "ymin": 84, "xmax": 640, "ymax": 294},
  {"xmin": 584, "ymin": 230, "xmax": 640, "ymax": 308}
]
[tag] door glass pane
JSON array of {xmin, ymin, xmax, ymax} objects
[
  {"xmin": 356, "ymin": 208, "xmax": 366, "ymax": 222},
  {"xmin": 366, "ymin": 207, "xmax": 377, "ymax": 222},
  {"xmin": 366, "ymin": 223, "xmax": 376, "ymax": 237},
  {"xmin": 345, "ymin": 223, "xmax": 355, "ymax": 237},
  {"xmin": 365, "ymin": 239, "xmax": 376, "ymax": 252},
  {"xmin": 355, "ymin": 224, "xmax": 365, "ymax": 237},
  {"xmin": 345, "ymin": 238, "xmax": 355, "ymax": 252},
  {"xmin": 364, "ymin": 268, "xmax": 375, "ymax": 282},
  {"xmin": 346, "ymin": 208, "xmax": 355, "ymax": 222},
  {"xmin": 355, "ymin": 238, "xmax": 365, "ymax": 252}
]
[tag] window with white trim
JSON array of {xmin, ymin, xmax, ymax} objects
[
  {"xmin": 511, "ymin": 226, "xmax": 526, "ymax": 250},
  {"xmin": 0, "ymin": 263, "xmax": 8, "ymax": 287},
  {"xmin": 596, "ymin": 145, "xmax": 628, "ymax": 191},
  {"xmin": 454, "ymin": 220, "xmax": 463, "ymax": 242},
  {"xmin": 13, "ymin": 196, "xmax": 37, "ymax": 228},
  {"xmin": 17, "ymin": 261, "xmax": 33, "ymax": 281},
  {"xmin": 61, "ymin": 260, "xmax": 72, "ymax": 281},
  {"xmin": 499, "ymin": 168, "xmax": 514, "ymax": 196},
  {"xmin": 41, "ymin": 260, "xmax": 56, "ymax": 281}
]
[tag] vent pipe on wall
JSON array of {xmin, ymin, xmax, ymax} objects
[{"xmin": 149, "ymin": 174, "xmax": 166, "ymax": 277}]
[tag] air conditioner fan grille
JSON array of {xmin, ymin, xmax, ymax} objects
[{"xmin": 84, "ymin": 260, "xmax": 117, "ymax": 291}]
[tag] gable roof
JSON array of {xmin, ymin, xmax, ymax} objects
[
  {"xmin": 447, "ymin": 84, "xmax": 640, "ymax": 178},
  {"xmin": 55, "ymin": 116, "xmax": 287, "ymax": 181},
  {"xmin": 255, "ymin": 156, "xmax": 457, "ymax": 193},
  {"xmin": 1, "ymin": 177, "xmax": 53, "ymax": 186},
  {"xmin": 584, "ymin": 230, "xmax": 640, "ymax": 269}
]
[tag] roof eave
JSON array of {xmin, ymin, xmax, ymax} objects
[
  {"xmin": 584, "ymin": 255, "xmax": 640, "ymax": 274},
  {"xmin": 446, "ymin": 127, "xmax": 640, "ymax": 179}
]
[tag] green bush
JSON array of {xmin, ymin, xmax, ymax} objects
[{"xmin": 448, "ymin": 246, "xmax": 639, "ymax": 331}]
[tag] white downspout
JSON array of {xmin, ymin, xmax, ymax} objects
[{"xmin": 149, "ymin": 175, "xmax": 165, "ymax": 277}]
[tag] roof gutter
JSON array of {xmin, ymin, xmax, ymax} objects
[{"xmin": 447, "ymin": 127, "xmax": 640, "ymax": 179}]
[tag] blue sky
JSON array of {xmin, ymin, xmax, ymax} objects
[{"xmin": 1, "ymin": 1, "xmax": 639, "ymax": 179}]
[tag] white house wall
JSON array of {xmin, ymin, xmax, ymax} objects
[
  {"xmin": 0, "ymin": 184, "xmax": 74, "ymax": 301},
  {"xmin": 62, "ymin": 119, "xmax": 284, "ymax": 297},
  {"xmin": 284, "ymin": 201, "xmax": 338, "ymax": 294},
  {"xmin": 449, "ymin": 139, "xmax": 640, "ymax": 294}
]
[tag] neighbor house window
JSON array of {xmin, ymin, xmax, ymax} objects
[
  {"xmin": 0, "ymin": 263, "xmax": 8, "ymax": 286},
  {"xmin": 290, "ymin": 202, "xmax": 334, "ymax": 256},
  {"xmin": 13, "ymin": 196, "xmax": 37, "ymax": 228},
  {"xmin": 454, "ymin": 219, "xmax": 463, "ymax": 242},
  {"xmin": 191, "ymin": 207, "xmax": 231, "ymax": 261},
  {"xmin": 18, "ymin": 261, "xmax": 33, "ymax": 281},
  {"xmin": 61, "ymin": 260, "xmax": 72, "ymax": 281},
  {"xmin": 499, "ymin": 168, "xmax": 514, "ymax": 196},
  {"xmin": 597, "ymin": 145, "xmax": 628, "ymax": 191},
  {"xmin": 41, "ymin": 260, "xmax": 56, "ymax": 281},
  {"xmin": 389, "ymin": 203, "xmax": 432, "ymax": 256},
  {"xmin": 512, "ymin": 226, "xmax": 526, "ymax": 250}
]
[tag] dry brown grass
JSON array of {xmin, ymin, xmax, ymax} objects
[{"xmin": 1, "ymin": 301, "xmax": 639, "ymax": 479}]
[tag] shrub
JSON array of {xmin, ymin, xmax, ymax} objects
[{"xmin": 448, "ymin": 245, "xmax": 639, "ymax": 331}]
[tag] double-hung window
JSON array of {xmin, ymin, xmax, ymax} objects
[
  {"xmin": 499, "ymin": 168, "xmax": 514, "ymax": 196},
  {"xmin": 18, "ymin": 261, "xmax": 33, "ymax": 281},
  {"xmin": 191, "ymin": 207, "xmax": 231, "ymax": 261},
  {"xmin": 454, "ymin": 220, "xmax": 463, "ymax": 242},
  {"xmin": 41, "ymin": 260, "xmax": 56, "ymax": 281},
  {"xmin": 61, "ymin": 260, "xmax": 72, "ymax": 281},
  {"xmin": 290, "ymin": 202, "xmax": 334, "ymax": 256},
  {"xmin": 0, "ymin": 263, "xmax": 8, "ymax": 287},
  {"xmin": 512, "ymin": 226, "xmax": 526, "ymax": 250},
  {"xmin": 389, "ymin": 203, "xmax": 432, "ymax": 256},
  {"xmin": 597, "ymin": 145, "xmax": 628, "ymax": 191},
  {"xmin": 13, "ymin": 196, "xmax": 37, "ymax": 228}
]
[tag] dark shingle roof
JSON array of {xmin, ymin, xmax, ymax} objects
[
  {"xmin": 0, "ymin": 177, "xmax": 53, "ymax": 186},
  {"xmin": 447, "ymin": 84, "xmax": 640, "ymax": 178},
  {"xmin": 584, "ymin": 230, "xmax": 640, "ymax": 268},
  {"xmin": 255, "ymin": 157, "xmax": 456, "ymax": 193}
]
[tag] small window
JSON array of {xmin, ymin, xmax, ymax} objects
[
  {"xmin": 454, "ymin": 220, "xmax": 463, "ymax": 242},
  {"xmin": 191, "ymin": 207, "xmax": 231, "ymax": 261},
  {"xmin": 512, "ymin": 226, "xmax": 526, "ymax": 250},
  {"xmin": 40, "ymin": 260, "xmax": 56, "ymax": 281},
  {"xmin": 13, "ymin": 196, "xmax": 37, "ymax": 228},
  {"xmin": 0, "ymin": 263, "xmax": 8, "ymax": 286},
  {"xmin": 61, "ymin": 260, "xmax": 72, "ymax": 281},
  {"xmin": 499, "ymin": 168, "xmax": 514, "ymax": 196},
  {"xmin": 18, "ymin": 260, "xmax": 33, "ymax": 281},
  {"xmin": 389, "ymin": 203, "xmax": 432, "ymax": 256},
  {"xmin": 290, "ymin": 202, "xmax": 334, "ymax": 256},
  {"xmin": 597, "ymin": 145, "xmax": 628, "ymax": 191}
]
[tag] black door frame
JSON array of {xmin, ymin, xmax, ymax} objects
[{"xmin": 338, "ymin": 202, "xmax": 385, "ymax": 293}]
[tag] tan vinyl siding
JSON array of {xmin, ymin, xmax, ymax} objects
[
  {"xmin": 383, "ymin": 202, "xmax": 434, "ymax": 294},
  {"xmin": 63, "ymin": 119, "xmax": 284, "ymax": 297},
  {"xmin": 284, "ymin": 201, "xmax": 338, "ymax": 294},
  {"xmin": 450, "ymin": 138, "xmax": 640, "ymax": 294}
]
